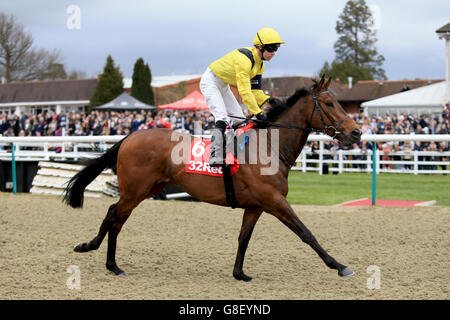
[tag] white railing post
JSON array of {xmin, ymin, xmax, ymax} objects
[
  {"xmin": 338, "ymin": 149, "xmax": 343, "ymax": 174},
  {"xmin": 319, "ymin": 141, "xmax": 323, "ymax": 176},
  {"xmin": 414, "ymin": 150, "xmax": 419, "ymax": 175},
  {"xmin": 376, "ymin": 148, "xmax": 380, "ymax": 174},
  {"xmin": 302, "ymin": 151, "xmax": 307, "ymax": 172},
  {"xmin": 44, "ymin": 142, "xmax": 49, "ymax": 161}
]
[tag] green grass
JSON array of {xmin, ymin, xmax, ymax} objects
[{"xmin": 287, "ymin": 171, "xmax": 450, "ymax": 206}]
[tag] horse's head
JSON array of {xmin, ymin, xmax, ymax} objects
[{"xmin": 309, "ymin": 76, "xmax": 361, "ymax": 146}]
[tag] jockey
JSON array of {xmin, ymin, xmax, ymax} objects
[{"xmin": 200, "ymin": 27, "xmax": 285, "ymax": 166}]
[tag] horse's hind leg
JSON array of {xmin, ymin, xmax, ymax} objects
[
  {"xmin": 233, "ymin": 208, "xmax": 263, "ymax": 281},
  {"xmin": 104, "ymin": 196, "xmax": 142, "ymax": 276},
  {"xmin": 74, "ymin": 193, "xmax": 148, "ymax": 276},
  {"xmin": 266, "ymin": 197, "xmax": 354, "ymax": 277},
  {"xmin": 73, "ymin": 202, "xmax": 118, "ymax": 253}
]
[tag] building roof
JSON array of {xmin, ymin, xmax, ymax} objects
[
  {"xmin": 0, "ymin": 78, "xmax": 98, "ymax": 106},
  {"xmin": 436, "ymin": 22, "xmax": 450, "ymax": 39},
  {"xmin": 338, "ymin": 79, "xmax": 442, "ymax": 102},
  {"xmin": 436, "ymin": 22, "xmax": 450, "ymax": 33},
  {"xmin": 361, "ymin": 81, "xmax": 449, "ymax": 109},
  {"xmin": 123, "ymin": 74, "xmax": 202, "ymax": 89},
  {"xmin": 262, "ymin": 76, "xmax": 347, "ymax": 98},
  {"xmin": 1, "ymin": 76, "xmax": 444, "ymax": 111}
]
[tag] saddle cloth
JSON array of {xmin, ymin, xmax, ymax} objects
[{"xmin": 185, "ymin": 122, "xmax": 255, "ymax": 177}]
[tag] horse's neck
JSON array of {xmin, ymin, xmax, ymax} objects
[{"xmin": 273, "ymin": 100, "xmax": 311, "ymax": 168}]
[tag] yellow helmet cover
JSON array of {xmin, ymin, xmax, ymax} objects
[{"xmin": 253, "ymin": 27, "xmax": 285, "ymax": 46}]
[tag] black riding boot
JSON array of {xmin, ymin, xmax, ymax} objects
[{"xmin": 209, "ymin": 120, "xmax": 227, "ymax": 167}]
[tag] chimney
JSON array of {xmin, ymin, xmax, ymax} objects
[{"xmin": 348, "ymin": 76, "xmax": 353, "ymax": 89}]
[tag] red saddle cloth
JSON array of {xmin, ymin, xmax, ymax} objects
[{"xmin": 185, "ymin": 122, "xmax": 255, "ymax": 177}]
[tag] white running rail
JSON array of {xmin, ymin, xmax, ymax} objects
[{"xmin": 0, "ymin": 134, "xmax": 449, "ymax": 175}]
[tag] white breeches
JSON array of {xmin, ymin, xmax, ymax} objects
[{"xmin": 200, "ymin": 67, "xmax": 244, "ymax": 124}]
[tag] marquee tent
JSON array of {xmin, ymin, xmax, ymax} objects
[
  {"xmin": 158, "ymin": 90, "xmax": 209, "ymax": 110},
  {"xmin": 93, "ymin": 92, "xmax": 157, "ymax": 110},
  {"xmin": 361, "ymin": 81, "xmax": 449, "ymax": 116}
]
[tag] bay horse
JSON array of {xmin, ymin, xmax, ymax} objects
[{"xmin": 63, "ymin": 76, "xmax": 361, "ymax": 280}]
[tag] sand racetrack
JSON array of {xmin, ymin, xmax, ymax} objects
[{"xmin": 0, "ymin": 192, "xmax": 449, "ymax": 300}]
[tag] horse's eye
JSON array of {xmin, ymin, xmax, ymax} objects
[{"xmin": 325, "ymin": 102, "xmax": 334, "ymax": 107}]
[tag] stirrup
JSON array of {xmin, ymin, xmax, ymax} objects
[
  {"xmin": 209, "ymin": 149, "xmax": 225, "ymax": 166},
  {"xmin": 209, "ymin": 128, "xmax": 225, "ymax": 166},
  {"xmin": 210, "ymin": 158, "xmax": 225, "ymax": 167}
]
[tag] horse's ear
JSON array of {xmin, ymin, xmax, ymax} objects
[
  {"xmin": 315, "ymin": 75, "xmax": 325, "ymax": 93},
  {"xmin": 325, "ymin": 77, "xmax": 332, "ymax": 90}
]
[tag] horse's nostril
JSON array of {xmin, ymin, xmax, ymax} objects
[{"xmin": 351, "ymin": 129, "xmax": 361, "ymax": 139}]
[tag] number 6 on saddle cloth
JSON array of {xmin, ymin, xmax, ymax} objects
[{"xmin": 185, "ymin": 123, "xmax": 255, "ymax": 208}]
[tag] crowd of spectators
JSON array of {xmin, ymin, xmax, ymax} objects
[
  {"xmin": 1, "ymin": 106, "xmax": 449, "ymax": 160},
  {"xmin": 0, "ymin": 109, "xmax": 221, "ymax": 137},
  {"xmin": 351, "ymin": 109, "xmax": 449, "ymax": 152},
  {"xmin": 304, "ymin": 107, "xmax": 450, "ymax": 171}
]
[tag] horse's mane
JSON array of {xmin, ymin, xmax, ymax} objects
[
  {"xmin": 266, "ymin": 79, "xmax": 322, "ymax": 122},
  {"xmin": 266, "ymin": 88, "xmax": 310, "ymax": 122}
]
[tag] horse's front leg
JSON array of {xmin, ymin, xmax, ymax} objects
[
  {"xmin": 265, "ymin": 197, "xmax": 354, "ymax": 277},
  {"xmin": 233, "ymin": 208, "xmax": 263, "ymax": 281}
]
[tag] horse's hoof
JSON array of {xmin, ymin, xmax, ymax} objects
[
  {"xmin": 107, "ymin": 263, "xmax": 127, "ymax": 277},
  {"xmin": 73, "ymin": 243, "xmax": 82, "ymax": 252},
  {"xmin": 338, "ymin": 267, "xmax": 355, "ymax": 277},
  {"xmin": 233, "ymin": 271, "xmax": 253, "ymax": 282}
]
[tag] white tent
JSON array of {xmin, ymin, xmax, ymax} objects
[{"xmin": 361, "ymin": 80, "xmax": 450, "ymax": 116}]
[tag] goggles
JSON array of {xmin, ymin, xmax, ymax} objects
[{"xmin": 264, "ymin": 43, "xmax": 280, "ymax": 52}]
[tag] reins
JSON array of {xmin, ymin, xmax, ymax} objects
[
  {"xmin": 228, "ymin": 88, "xmax": 350, "ymax": 169},
  {"xmin": 230, "ymin": 115, "xmax": 311, "ymax": 131},
  {"xmin": 230, "ymin": 89, "xmax": 349, "ymax": 137}
]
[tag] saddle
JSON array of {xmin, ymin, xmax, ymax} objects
[
  {"xmin": 185, "ymin": 122, "xmax": 255, "ymax": 208},
  {"xmin": 226, "ymin": 122, "xmax": 255, "ymax": 160}
]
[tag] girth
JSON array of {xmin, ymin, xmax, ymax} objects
[{"xmin": 222, "ymin": 164, "xmax": 236, "ymax": 209}]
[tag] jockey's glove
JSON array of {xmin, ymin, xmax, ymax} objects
[
  {"xmin": 268, "ymin": 97, "xmax": 283, "ymax": 107},
  {"xmin": 255, "ymin": 112, "xmax": 271, "ymax": 128}
]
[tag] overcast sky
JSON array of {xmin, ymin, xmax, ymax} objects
[{"xmin": 2, "ymin": 0, "xmax": 449, "ymax": 81}]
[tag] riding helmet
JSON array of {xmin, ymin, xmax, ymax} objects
[{"xmin": 253, "ymin": 27, "xmax": 285, "ymax": 46}]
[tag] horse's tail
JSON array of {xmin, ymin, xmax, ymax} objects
[{"xmin": 63, "ymin": 137, "xmax": 127, "ymax": 208}]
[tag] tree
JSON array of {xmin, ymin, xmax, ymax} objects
[
  {"xmin": 37, "ymin": 61, "xmax": 67, "ymax": 80},
  {"xmin": 89, "ymin": 55, "xmax": 124, "ymax": 107},
  {"xmin": 0, "ymin": 12, "xmax": 66, "ymax": 82},
  {"xmin": 319, "ymin": 60, "xmax": 374, "ymax": 84},
  {"xmin": 131, "ymin": 58, "xmax": 154, "ymax": 105},
  {"xmin": 67, "ymin": 69, "xmax": 87, "ymax": 79},
  {"xmin": 319, "ymin": 0, "xmax": 386, "ymax": 84}
]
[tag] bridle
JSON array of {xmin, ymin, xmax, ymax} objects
[{"xmin": 308, "ymin": 89, "xmax": 350, "ymax": 138}]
